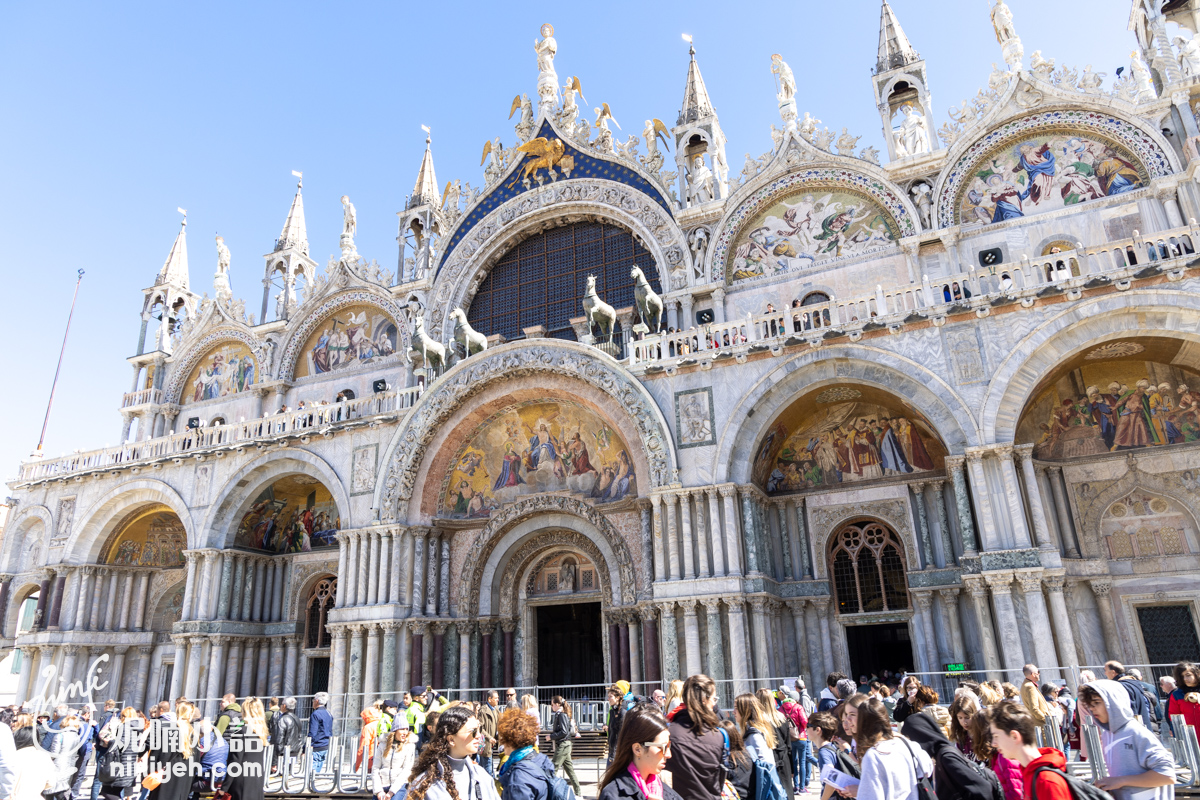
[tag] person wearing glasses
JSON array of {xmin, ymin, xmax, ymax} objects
[
  {"xmin": 403, "ymin": 706, "xmax": 500, "ymax": 800},
  {"xmin": 505, "ymin": 689, "xmax": 520, "ymax": 711},
  {"xmin": 598, "ymin": 705, "xmax": 683, "ymax": 800}
]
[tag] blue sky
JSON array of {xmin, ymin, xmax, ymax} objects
[{"xmin": 0, "ymin": 0, "xmax": 1138, "ymax": 480}]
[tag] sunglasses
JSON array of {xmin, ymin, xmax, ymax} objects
[{"xmin": 640, "ymin": 740, "xmax": 671, "ymax": 753}]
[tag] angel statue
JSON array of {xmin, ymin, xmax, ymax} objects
[
  {"xmin": 642, "ymin": 118, "xmax": 669, "ymax": 173},
  {"xmin": 534, "ymin": 23, "xmax": 558, "ymax": 109},
  {"xmin": 510, "ymin": 94, "xmax": 535, "ymax": 142},
  {"xmin": 771, "ymin": 54, "xmax": 798, "ymax": 127},
  {"xmin": 893, "ymin": 104, "xmax": 930, "ymax": 157},
  {"xmin": 559, "ymin": 75, "xmax": 585, "ymax": 128},
  {"xmin": 686, "ymin": 155, "xmax": 714, "ymax": 206},
  {"xmin": 341, "ymin": 195, "xmax": 357, "ymax": 238},
  {"xmin": 1130, "ymin": 49, "xmax": 1157, "ymax": 100},
  {"xmin": 799, "ymin": 111, "xmax": 821, "ymax": 142},
  {"xmin": 1176, "ymin": 35, "xmax": 1200, "ymax": 77},
  {"xmin": 441, "ymin": 180, "xmax": 461, "ymax": 218},
  {"xmin": 593, "ymin": 103, "xmax": 620, "ymax": 152},
  {"xmin": 481, "ymin": 138, "xmax": 506, "ymax": 185}
]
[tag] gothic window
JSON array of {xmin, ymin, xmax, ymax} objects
[
  {"xmin": 1137, "ymin": 605, "xmax": 1200, "ymax": 680},
  {"xmin": 304, "ymin": 577, "xmax": 337, "ymax": 649},
  {"xmin": 801, "ymin": 292, "xmax": 830, "ymax": 306},
  {"xmin": 829, "ymin": 521, "xmax": 909, "ymax": 614},
  {"xmin": 466, "ymin": 221, "xmax": 661, "ymax": 342}
]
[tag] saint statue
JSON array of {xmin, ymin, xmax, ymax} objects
[
  {"xmin": 559, "ymin": 561, "xmax": 576, "ymax": 593},
  {"xmin": 893, "ymin": 104, "xmax": 931, "ymax": 158},
  {"xmin": 534, "ymin": 23, "xmax": 559, "ymax": 109},
  {"xmin": 341, "ymin": 195, "xmax": 357, "ymax": 238},
  {"xmin": 1178, "ymin": 35, "xmax": 1200, "ymax": 77},
  {"xmin": 991, "ymin": 0, "xmax": 1018, "ymax": 45},
  {"xmin": 772, "ymin": 54, "xmax": 798, "ymax": 128},
  {"xmin": 214, "ymin": 235, "xmax": 232, "ymax": 300},
  {"xmin": 1130, "ymin": 49, "xmax": 1157, "ymax": 99},
  {"xmin": 215, "ymin": 235, "xmax": 231, "ymax": 272},
  {"xmin": 686, "ymin": 155, "xmax": 715, "ymax": 205}
]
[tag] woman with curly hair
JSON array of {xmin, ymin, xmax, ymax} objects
[
  {"xmin": 406, "ymin": 705, "xmax": 500, "ymax": 800},
  {"xmin": 497, "ymin": 707, "xmax": 558, "ymax": 800}
]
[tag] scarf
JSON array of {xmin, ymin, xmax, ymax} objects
[
  {"xmin": 498, "ymin": 745, "xmax": 534, "ymax": 777},
  {"xmin": 628, "ymin": 763, "xmax": 663, "ymax": 800}
]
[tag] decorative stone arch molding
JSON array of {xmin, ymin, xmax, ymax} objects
[
  {"xmin": 164, "ymin": 327, "xmax": 267, "ymax": 405},
  {"xmin": 984, "ymin": 288, "xmax": 1200, "ymax": 443},
  {"xmin": 458, "ymin": 495, "xmax": 638, "ymax": 617},
  {"xmin": 146, "ymin": 574, "xmax": 187, "ymax": 632},
  {"xmin": 711, "ymin": 345, "xmax": 979, "ymax": 486},
  {"xmin": 1073, "ymin": 469, "xmax": 1200, "ymax": 560},
  {"xmin": 276, "ymin": 288, "xmax": 411, "ymax": 382},
  {"xmin": 374, "ymin": 339, "xmax": 677, "ymax": 522},
  {"xmin": 287, "ymin": 561, "xmax": 339, "ymax": 621},
  {"xmin": 933, "ymin": 105, "xmax": 1177, "ymax": 228},
  {"xmin": 64, "ymin": 480, "xmax": 193, "ymax": 565},
  {"xmin": 428, "ymin": 178, "xmax": 690, "ymax": 339},
  {"xmin": 807, "ymin": 507, "xmax": 921, "ymax": 583},
  {"xmin": 4, "ymin": 580, "xmax": 43, "ymax": 639},
  {"xmin": 710, "ymin": 136, "xmax": 920, "ymax": 284},
  {"xmin": 200, "ymin": 449, "xmax": 352, "ymax": 549},
  {"xmin": 1, "ymin": 505, "xmax": 52, "ymax": 574},
  {"xmin": 498, "ymin": 530, "xmax": 613, "ymax": 619}
]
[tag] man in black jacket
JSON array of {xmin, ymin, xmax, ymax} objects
[{"xmin": 269, "ymin": 697, "xmax": 304, "ymax": 771}]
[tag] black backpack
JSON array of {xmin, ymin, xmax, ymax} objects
[
  {"xmin": 1030, "ymin": 766, "xmax": 1116, "ymax": 800},
  {"xmin": 961, "ymin": 756, "xmax": 1004, "ymax": 800}
]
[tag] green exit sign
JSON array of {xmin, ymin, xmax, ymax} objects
[{"xmin": 944, "ymin": 663, "xmax": 969, "ymax": 674}]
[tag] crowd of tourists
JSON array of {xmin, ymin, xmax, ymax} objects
[{"xmin": 0, "ymin": 658, "xmax": 1196, "ymax": 800}]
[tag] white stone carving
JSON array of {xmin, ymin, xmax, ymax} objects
[
  {"xmin": 772, "ymin": 54, "xmax": 797, "ymax": 129},
  {"xmin": 581, "ymin": 274, "xmax": 616, "ymax": 343},
  {"xmin": 893, "ymin": 105, "xmax": 930, "ymax": 158},
  {"xmin": 534, "ymin": 24, "xmax": 558, "ymax": 114},
  {"xmin": 450, "ymin": 307, "xmax": 487, "ymax": 357},
  {"xmin": 1131, "ymin": 50, "xmax": 1157, "ymax": 102}
]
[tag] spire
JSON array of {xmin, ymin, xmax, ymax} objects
[
  {"xmin": 276, "ymin": 175, "xmax": 309, "ymax": 256},
  {"xmin": 409, "ymin": 134, "xmax": 440, "ymax": 209},
  {"xmin": 157, "ymin": 214, "xmax": 189, "ymax": 288},
  {"xmin": 678, "ymin": 43, "xmax": 715, "ymax": 125},
  {"xmin": 877, "ymin": 1, "xmax": 920, "ymax": 72}
]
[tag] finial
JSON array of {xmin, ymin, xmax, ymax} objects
[
  {"xmin": 682, "ymin": 33, "xmax": 694, "ymax": 58},
  {"xmin": 422, "ymin": 124, "xmax": 432, "ymax": 146},
  {"xmin": 177, "ymin": 207, "xmax": 187, "ymax": 227},
  {"xmin": 291, "ymin": 169, "xmax": 303, "ymax": 189}
]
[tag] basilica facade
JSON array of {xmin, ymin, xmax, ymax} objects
[{"xmin": 6, "ymin": 0, "xmax": 1200, "ymax": 723}]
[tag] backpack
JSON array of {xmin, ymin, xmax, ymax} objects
[
  {"xmin": 542, "ymin": 760, "xmax": 576, "ymax": 800},
  {"xmin": 955, "ymin": 751, "xmax": 1004, "ymax": 800},
  {"xmin": 1030, "ymin": 766, "xmax": 1115, "ymax": 800},
  {"xmin": 570, "ymin": 715, "xmax": 579, "ymax": 739}
]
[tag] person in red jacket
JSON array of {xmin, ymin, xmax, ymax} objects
[
  {"xmin": 1168, "ymin": 661, "xmax": 1200, "ymax": 733},
  {"xmin": 987, "ymin": 700, "xmax": 1071, "ymax": 800}
]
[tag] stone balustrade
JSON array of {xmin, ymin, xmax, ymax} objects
[
  {"xmin": 121, "ymin": 387, "xmax": 163, "ymax": 408},
  {"xmin": 17, "ymin": 385, "xmax": 424, "ymax": 484}
]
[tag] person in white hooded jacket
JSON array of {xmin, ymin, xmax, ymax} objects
[{"xmin": 1079, "ymin": 679, "xmax": 1176, "ymax": 800}]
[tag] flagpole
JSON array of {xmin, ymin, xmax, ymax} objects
[{"xmin": 34, "ymin": 269, "xmax": 85, "ymax": 456}]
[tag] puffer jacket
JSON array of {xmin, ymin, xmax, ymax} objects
[
  {"xmin": 47, "ymin": 727, "xmax": 81, "ymax": 794},
  {"xmin": 498, "ymin": 750, "xmax": 557, "ymax": 800}
]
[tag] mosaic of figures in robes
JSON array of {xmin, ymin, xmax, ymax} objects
[
  {"xmin": 442, "ymin": 400, "xmax": 637, "ymax": 519},
  {"xmin": 296, "ymin": 305, "xmax": 399, "ymax": 378},
  {"xmin": 183, "ymin": 343, "xmax": 257, "ymax": 404},
  {"xmin": 235, "ymin": 474, "xmax": 341, "ymax": 553},
  {"xmin": 753, "ymin": 386, "xmax": 946, "ymax": 493},
  {"xmin": 1016, "ymin": 340, "xmax": 1200, "ymax": 459},
  {"xmin": 729, "ymin": 188, "xmax": 898, "ymax": 282},
  {"xmin": 960, "ymin": 132, "xmax": 1146, "ymax": 225},
  {"xmin": 106, "ymin": 506, "xmax": 186, "ymax": 567}
]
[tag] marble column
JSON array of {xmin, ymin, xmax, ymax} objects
[
  {"xmin": 184, "ymin": 636, "xmax": 205, "ymax": 700},
  {"xmin": 335, "ymin": 532, "xmax": 350, "ymax": 607},
  {"xmin": 939, "ymin": 588, "xmax": 965, "ymax": 662},
  {"xmin": 701, "ymin": 598, "xmax": 725, "ymax": 691},
  {"xmin": 260, "ymin": 560, "xmax": 275, "ymax": 623},
  {"xmin": 748, "ymin": 597, "xmax": 770, "ymax": 685},
  {"xmin": 73, "ymin": 568, "xmax": 93, "ymax": 631},
  {"xmin": 657, "ymin": 602, "xmax": 679, "ymax": 682},
  {"xmin": 136, "ymin": 571, "xmax": 152, "ymax": 630},
  {"xmin": 617, "ymin": 615, "xmax": 631, "ymax": 681},
  {"xmin": 431, "ymin": 622, "xmax": 445, "ymax": 690},
  {"xmin": 59, "ymin": 645, "xmax": 81, "ymax": 694},
  {"xmin": 391, "ymin": 529, "xmax": 405, "ymax": 606},
  {"xmin": 269, "ymin": 637, "xmax": 285, "ymax": 695},
  {"xmin": 996, "ymin": 446, "xmax": 1034, "ymax": 549},
  {"xmin": 650, "ymin": 495, "xmax": 666, "ymax": 583},
  {"xmin": 348, "ymin": 625, "xmax": 366, "ymax": 699},
  {"xmin": 814, "ymin": 597, "xmax": 834, "ymax": 676},
  {"xmin": 786, "ymin": 600, "xmax": 809, "ymax": 682},
  {"xmin": 480, "ymin": 621, "xmax": 494, "ymax": 689},
  {"xmin": 739, "ymin": 490, "xmax": 760, "ymax": 575},
  {"xmin": 356, "ymin": 532, "xmax": 370, "ymax": 607},
  {"xmin": 88, "ymin": 570, "xmax": 105, "ymax": 630},
  {"xmin": 1014, "ymin": 445, "xmax": 1054, "ymax": 550},
  {"xmin": 133, "ymin": 646, "xmax": 154, "ymax": 711},
  {"xmin": 720, "ymin": 486, "xmax": 743, "ymax": 575},
  {"xmin": 1043, "ymin": 575, "xmax": 1079, "ymax": 682},
  {"xmin": 181, "ymin": 554, "xmax": 199, "ymax": 620},
  {"xmin": 381, "ymin": 622, "xmax": 399, "ymax": 698},
  {"xmin": 215, "ymin": 555, "xmax": 234, "ymax": 620},
  {"xmin": 913, "ymin": 592, "xmax": 939, "ymax": 672},
  {"xmin": 256, "ymin": 640, "xmax": 270, "ymax": 695},
  {"xmin": 985, "ymin": 573, "xmax": 1025, "ymax": 669},
  {"xmin": 775, "ymin": 501, "xmax": 794, "ymax": 581},
  {"xmin": 929, "ymin": 482, "xmax": 954, "ymax": 567},
  {"xmin": 440, "ymin": 537, "xmax": 451, "ymax": 616},
  {"xmin": 103, "ymin": 570, "xmax": 121, "ymax": 630},
  {"xmin": 226, "ymin": 640, "xmax": 243, "ymax": 696},
  {"xmin": 240, "ymin": 641, "xmax": 257, "ymax": 700},
  {"xmin": 412, "ymin": 530, "xmax": 427, "ymax": 613},
  {"xmin": 426, "ymin": 534, "xmax": 439, "ymax": 616},
  {"xmin": 363, "ymin": 625, "xmax": 381, "ymax": 699},
  {"xmin": 14, "ymin": 647, "xmax": 35, "ymax": 704},
  {"xmin": 271, "ymin": 559, "xmax": 286, "ymax": 622},
  {"xmin": 1089, "ymin": 579, "xmax": 1120, "ymax": 658},
  {"xmin": 367, "ymin": 531, "xmax": 381, "ymax": 606},
  {"xmin": 1048, "ymin": 468, "xmax": 1081, "ymax": 558},
  {"xmin": 788, "ymin": 499, "xmax": 808, "ymax": 579},
  {"xmin": 377, "ymin": 530, "xmax": 392, "ymax": 604},
  {"xmin": 628, "ymin": 615, "xmax": 642, "ymax": 684},
  {"xmin": 726, "ymin": 600, "xmax": 750, "ymax": 694},
  {"xmin": 457, "ymin": 621, "xmax": 472, "ymax": 691},
  {"xmin": 169, "ymin": 637, "xmax": 187, "ymax": 700},
  {"xmin": 501, "ymin": 619, "xmax": 516, "ymax": 687},
  {"xmin": 707, "ymin": 489, "xmax": 726, "ymax": 577},
  {"xmin": 640, "ymin": 607, "xmax": 661, "ymax": 684},
  {"xmin": 1016, "ymin": 571, "xmax": 1060, "ymax": 676},
  {"xmin": 200, "ymin": 552, "xmax": 219, "ymax": 621},
  {"xmin": 664, "ymin": 495, "xmax": 680, "ymax": 581},
  {"xmin": 328, "ymin": 629, "xmax": 348, "ymax": 732},
  {"xmin": 945, "ymin": 456, "xmax": 978, "ymax": 555},
  {"xmin": 910, "ymin": 481, "xmax": 934, "ymax": 569},
  {"xmin": 229, "ymin": 558, "xmax": 245, "ymax": 621},
  {"xmin": 410, "ymin": 621, "xmax": 426, "ymax": 687},
  {"xmin": 679, "ymin": 493, "xmax": 696, "ymax": 579},
  {"xmin": 682, "ymin": 602, "xmax": 702, "ymax": 676},
  {"xmin": 205, "ymin": 637, "xmax": 228, "ymax": 714}
]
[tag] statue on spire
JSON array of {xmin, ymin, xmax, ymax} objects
[
  {"xmin": 535, "ymin": 23, "xmax": 559, "ymax": 114},
  {"xmin": 214, "ymin": 235, "xmax": 232, "ymax": 302},
  {"xmin": 341, "ymin": 195, "xmax": 357, "ymax": 238},
  {"xmin": 771, "ymin": 54, "xmax": 798, "ymax": 131},
  {"xmin": 990, "ymin": 0, "xmax": 1024, "ymax": 71}
]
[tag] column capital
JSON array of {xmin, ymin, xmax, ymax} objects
[
  {"xmin": 409, "ymin": 619, "xmax": 429, "ymax": 635},
  {"xmin": 170, "ymin": 635, "xmax": 188, "ymax": 648},
  {"xmin": 812, "ymin": 596, "xmax": 831, "ymax": 613},
  {"xmin": 680, "ymin": 601, "xmax": 699, "ymax": 618},
  {"xmin": 937, "ymin": 587, "xmax": 960, "ymax": 602},
  {"xmin": 63, "ymin": 644, "xmax": 83, "ymax": 656},
  {"xmin": 1042, "ymin": 573, "xmax": 1066, "ymax": 592},
  {"xmin": 209, "ymin": 634, "xmax": 229, "ymax": 646},
  {"xmin": 88, "ymin": 646, "xmax": 105, "ymax": 657},
  {"xmin": 983, "ymin": 571, "xmax": 1015, "ymax": 594},
  {"xmin": 655, "ymin": 600, "xmax": 677, "ymax": 616},
  {"xmin": 1089, "ymin": 578, "xmax": 1113, "ymax": 596},
  {"xmin": 912, "ymin": 591, "xmax": 934, "ymax": 611},
  {"xmin": 785, "ymin": 598, "xmax": 807, "ymax": 613},
  {"xmin": 943, "ymin": 454, "xmax": 966, "ymax": 470},
  {"xmin": 478, "ymin": 618, "xmax": 497, "ymax": 635},
  {"xmin": 700, "ymin": 597, "xmax": 722, "ymax": 614},
  {"xmin": 717, "ymin": 484, "xmax": 739, "ymax": 500},
  {"xmin": 963, "ymin": 448, "xmax": 987, "ymax": 465},
  {"xmin": 909, "ymin": 479, "xmax": 927, "ymax": 492},
  {"xmin": 347, "ymin": 623, "xmax": 366, "ymax": 637},
  {"xmin": 137, "ymin": 645, "xmax": 155, "ymax": 657},
  {"xmin": 1014, "ymin": 569, "xmax": 1044, "ymax": 594},
  {"xmin": 364, "ymin": 623, "xmax": 382, "ymax": 637},
  {"xmin": 455, "ymin": 619, "xmax": 475, "ymax": 636},
  {"xmin": 1013, "ymin": 443, "xmax": 1036, "ymax": 462},
  {"xmin": 380, "ymin": 620, "xmax": 401, "ymax": 633},
  {"xmin": 113, "ymin": 645, "xmax": 130, "ymax": 655},
  {"xmin": 329, "ymin": 627, "xmax": 348, "ymax": 643},
  {"xmin": 500, "ymin": 617, "xmax": 517, "ymax": 633},
  {"xmin": 430, "ymin": 621, "xmax": 448, "ymax": 636},
  {"xmin": 637, "ymin": 604, "xmax": 658, "ymax": 622}
]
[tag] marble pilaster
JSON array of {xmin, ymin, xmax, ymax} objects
[
  {"xmin": 657, "ymin": 601, "xmax": 679, "ymax": 682},
  {"xmin": 945, "ymin": 456, "xmax": 978, "ymax": 555}
]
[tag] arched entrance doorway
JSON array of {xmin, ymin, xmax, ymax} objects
[
  {"xmin": 526, "ymin": 552, "xmax": 605, "ymax": 692},
  {"xmin": 829, "ymin": 519, "xmax": 915, "ymax": 679}
]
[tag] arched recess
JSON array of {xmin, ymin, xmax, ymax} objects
[
  {"xmin": 457, "ymin": 495, "xmax": 639, "ymax": 617},
  {"xmin": 201, "ymin": 450, "xmax": 350, "ymax": 551},
  {"xmin": 300, "ymin": 574, "xmax": 337, "ymax": 649},
  {"xmin": 1068, "ymin": 469, "xmax": 1200, "ymax": 561},
  {"xmin": 148, "ymin": 579, "xmax": 187, "ymax": 632},
  {"xmin": 712, "ymin": 346, "xmax": 978, "ymax": 487},
  {"xmin": 1, "ymin": 505, "xmax": 51, "ymax": 574},
  {"xmin": 4, "ymin": 581, "xmax": 43, "ymax": 640},
  {"xmin": 828, "ymin": 518, "xmax": 910, "ymax": 614},
  {"xmin": 933, "ymin": 105, "xmax": 1177, "ymax": 229},
  {"xmin": 95, "ymin": 504, "xmax": 186, "ymax": 567},
  {"xmin": 807, "ymin": 501, "xmax": 923, "ymax": 582},
  {"xmin": 375, "ymin": 339, "xmax": 676, "ymax": 523},
  {"xmin": 984, "ymin": 290, "xmax": 1200, "ymax": 443},
  {"xmin": 163, "ymin": 328, "xmax": 265, "ymax": 406},
  {"xmin": 499, "ymin": 536, "xmax": 610, "ymax": 619},
  {"xmin": 428, "ymin": 181, "xmax": 690, "ymax": 340},
  {"xmin": 275, "ymin": 290, "xmax": 410, "ymax": 382},
  {"xmin": 64, "ymin": 480, "xmax": 193, "ymax": 565}
]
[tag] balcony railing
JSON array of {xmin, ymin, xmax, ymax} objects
[
  {"xmin": 630, "ymin": 223, "xmax": 1198, "ymax": 367},
  {"xmin": 121, "ymin": 388, "xmax": 163, "ymax": 408},
  {"xmin": 17, "ymin": 386, "xmax": 424, "ymax": 484}
]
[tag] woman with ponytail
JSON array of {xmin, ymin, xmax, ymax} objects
[
  {"xmin": 405, "ymin": 706, "xmax": 500, "ymax": 800},
  {"xmin": 664, "ymin": 674, "xmax": 725, "ymax": 800}
]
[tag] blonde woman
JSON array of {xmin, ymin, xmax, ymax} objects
[
  {"xmin": 734, "ymin": 693, "xmax": 778, "ymax": 763},
  {"xmin": 148, "ymin": 704, "xmax": 193, "ymax": 800},
  {"xmin": 665, "ymin": 679, "xmax": 685, "ymax": 714},
  {"xmin": 373, "ymin": 721, "xmax": 416, "ymax": 799},
  {"xmin": 226, "ymin": 697, "xmax": 270, "ymax": 800},
  {"xmin": 756, "ymin": 688, "xmax": 796, "ymax": 799},
  {"xmin": 520, "ymin": 694, "xmax": 541, "ymax": 751}
]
